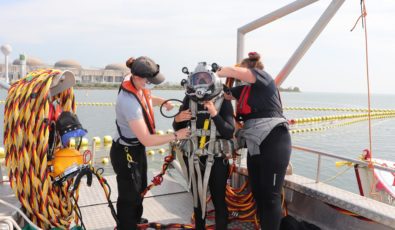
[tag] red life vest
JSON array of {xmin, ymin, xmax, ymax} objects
[
  {"xmin": 236, "ymin": 85, "xmax": 252, "ymax": 116},
  {"xmin": 121, "ymin": 80, "xmax": 156, "ymax": 134}
]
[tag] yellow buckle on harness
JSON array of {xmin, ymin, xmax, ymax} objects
[{"xmin": 127, "ymin": 153, "xmax": 134, "ymax": 163}]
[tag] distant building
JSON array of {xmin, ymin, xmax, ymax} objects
[{"xmin": 0, "ymin": 57, "xmax": 128, "ymax": 84}]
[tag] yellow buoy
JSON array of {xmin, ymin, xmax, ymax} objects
[
  {"xmin": 0, "ymin": 147, "xmax": 5, "ymax": 158},
  {"xmin": 158, "ymin": 148, "xmax": 166, "ymax": 154},
  {"xmin": 103, "ymin": 135, "xmax": 113, "ymax": 146},
  {"xmin": 147, "ymin": 150, "xmax": 155, "ymax": 155},
  {"xmin": 102, "ymin": 157, "xmax": 109, "ymax": 164},
  {"xmin": 81, "ymin": 138, "xmax": 89, "ymax": 147}
]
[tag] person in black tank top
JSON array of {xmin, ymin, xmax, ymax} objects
[{"xmin": 217, "ymin": 52, "xmax": 292, "ymax": 230}]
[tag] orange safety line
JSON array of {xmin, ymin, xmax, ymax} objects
[
  {"xmin": 359, "ymin": 0, "xmax": 373, "ymax": 161},
  {"xmin": 352, "ymin": 0, "xmax": 379, "ymax": 199},
  {"xmin": 359, "ymin": 0, "xmax": 379, "ymax": 199}
]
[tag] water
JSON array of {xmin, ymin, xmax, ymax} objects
[{"xmin": 1, "ymin": 89, "xmax": 394, "ymax": 194}]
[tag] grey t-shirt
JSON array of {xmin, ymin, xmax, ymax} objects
[{"xmin": 114, "ymin": 90, "xmax": 144, "ymax": 145}]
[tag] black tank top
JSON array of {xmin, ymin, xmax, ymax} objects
[{"xmin": 231, "ymin": 68, "xmax": 284, "ymax": 121}]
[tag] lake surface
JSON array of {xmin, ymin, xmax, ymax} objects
[{"xmin": 1, "ymin": 89, "xmax": 394, "ymax": 194}]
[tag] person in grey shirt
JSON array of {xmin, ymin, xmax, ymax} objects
[{"xmin": 110, "ymin": 56, "xmax": 190, "ymax": 230}]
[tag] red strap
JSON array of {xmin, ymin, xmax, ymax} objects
[{"xmin": 237, "ymin": 86, "xmax": 251, "ymax": 115}]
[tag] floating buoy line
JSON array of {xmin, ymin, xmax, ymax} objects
[{"xmin": 2, "ymin": 100, "xmax": 394, "ymax": 113}]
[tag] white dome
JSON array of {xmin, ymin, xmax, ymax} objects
[
  {"xmin": 54, "ymin": 59, "xmax": 81, "ymax": 69},
  {"xmin": 13, "ymin": 57, "xmax": 44, "ymax": 66},
  {"xmin": 105, "ymin": 63, "xmax": 128, "ymax": 71}
]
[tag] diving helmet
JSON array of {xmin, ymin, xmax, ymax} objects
[
  {"xmin": 184, "ymin": 62, "xmax": 223, "ymax": 102},
  {"xmin": 48, "ymin": 148, "xmax": 85, "ymax": 183}
]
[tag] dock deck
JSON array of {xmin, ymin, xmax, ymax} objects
[
  {"xmin": 2, "ymin": 152, "xmax": 395, "ymax": 230},
  {"xmin": 78, "ymin": 169, "xmax": 255, "ymax": 229},
  {"xmin": 1, "ymin": 157, "xmax": 255, "ymax": 229}
]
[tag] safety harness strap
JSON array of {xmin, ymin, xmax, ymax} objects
[
  {"xmin": 191, "ymin": 153, "xmax": 199, "ymax": 207},
  {"xmin": 199, "ymin": 96, "xmax": 223, "ymax": 217},
  {"xmin": 115, "ymin": 120, "xmax": 141, "ymax": 145},
  {"xmin": 186, "ymin": 96, "xmax": 224, "ymax": 218},
  {"xmin": 188, "ymin": 101, "xmax": 200, "ymax": 207}
]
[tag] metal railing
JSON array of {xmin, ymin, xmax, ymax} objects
[
  {"xmin": 292, "ymin": 145, "xmax": 395, "ymax": 183},
  {"xmin": 236, "ymin": 0, "xmax": 346, "ymax": 87}
]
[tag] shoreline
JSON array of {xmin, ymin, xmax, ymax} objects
[{"xmin": 74, "ymin": 84, "xmax": 301, "ymax": 92}]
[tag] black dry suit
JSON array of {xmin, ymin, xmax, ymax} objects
[{"xmin": 173, "ymin": 95, "xmax": 234, "ymax": 230}]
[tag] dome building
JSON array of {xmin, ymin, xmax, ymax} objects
[
  {"xmin": 2, "ymin": 55, "xmax": 127, "ymax": 84},
  {"xmin": 78, "ymin": 63, "xmax": 127, "ymax": 84},
  {"xmin": 8, "ymin": 56, "xmax": 48, "ymax": 80},
  {"xmin": 103, "ymin": 63, "xmax": 128, "ymax": 83},
  {"xmin": 54, "ymin": 60, "xmax": 82, "ymax": 69},
  {"xmin": 13, "ymin": 57, "xmax": 44, "ymax": 66},
  {"xmin": 104, "ymin": 63, "xmax": 128, "ymax": 71}
]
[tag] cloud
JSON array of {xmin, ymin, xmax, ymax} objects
[{"xmin": 1, "ymin": 0, "xmax": 394, "ymax": 94}]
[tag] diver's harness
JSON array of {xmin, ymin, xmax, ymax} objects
[{"xmin": 178, "ymin": 93, "xmax": 234, "ymax": 218}]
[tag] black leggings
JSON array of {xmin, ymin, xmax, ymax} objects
[
  {"xmin": 110, "ymin": 141, "xmax": 147, "ymax": 230},
  {"xmin": 247, "ymin": 125, "xmax": 292, "ymax": 230},
  {"xmin": 184, "ymin": 156, "xmax": 229, "ymax": 230}
]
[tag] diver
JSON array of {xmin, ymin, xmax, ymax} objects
[{"xmin": 173, "ymin": 62, "xmax": 235, "ymax": 230}]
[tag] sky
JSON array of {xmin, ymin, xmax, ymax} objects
[{"xmin": 0, "ymin": 0, "xmax": 394, "ymax": 94}]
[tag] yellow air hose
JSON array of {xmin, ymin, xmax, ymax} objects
[{"xmin": 4, "ymin": 69, "xmax": 78, "ymax": 229}]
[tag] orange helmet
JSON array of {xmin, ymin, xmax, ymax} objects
[{"xmin": 49, "ymin": 148, "xmax": 84, "ymax": 183}]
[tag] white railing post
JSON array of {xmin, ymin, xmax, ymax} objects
[
  {"xmin": 316, "ymin": 154, "xmax": 322, "ymax": 183},
  {"xmin": 275, "ymin": 0, "xmax": 346, "ymax": 86},
  {"xmin": 236, "ymin": 0, "xmax": 319, "ymax": 64}
]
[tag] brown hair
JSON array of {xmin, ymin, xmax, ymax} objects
[
  {"xmin": 240, "ymin": 52, "xmax": 264, "ymax": 70},
  {"xmin": 126, "ymin": 57, "xmax": 135, "ymax": 69}
]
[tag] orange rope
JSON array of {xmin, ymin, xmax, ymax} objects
[
  {"xmin": 360, "ymin": 0, "xmax": 379, "ymax": 199},
  {"xmin": 225, "ymin": 162, "xmax": 260, "ymax": 229},
  {"xmin": 359, "ymin": 0, "xmax": 373, "ymax": 162},
  {"xmin": 352, "ymin": 0, "xmax": 382, "ymax": 200}
]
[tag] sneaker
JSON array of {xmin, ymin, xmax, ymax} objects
[{"xmin": 139, "ymin": 217, "xmax": 149, "ymax": 224}]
